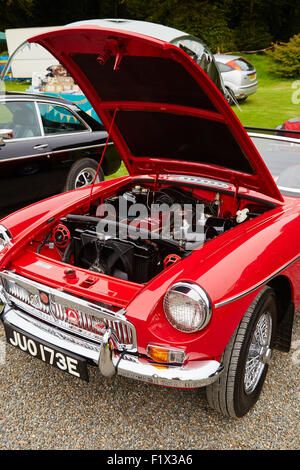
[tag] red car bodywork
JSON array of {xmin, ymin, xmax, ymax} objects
[
  {"xmin": 0, "ymin": 176, "xmax": 299, "ymax": 361},
  {"xmin": 0, "ymin": 26, "xmax": 298, "ymax": 415}
]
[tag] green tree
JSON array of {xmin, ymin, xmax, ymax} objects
[
  {"xmin": 266, "ymin": 33, "xmax": 300, "ymax": 78},
  {"xmin": 125, "ymin": 0, "xmax": 236, "ymax": 52},
  {"xmin": 0, "ymin": 0, "xmax": 35, "ymax": 30},
  {"xmin": 0, "ymin": 0, "xmax": 299, "ymax": 55}
]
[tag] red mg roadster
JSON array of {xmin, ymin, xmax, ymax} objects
[{"xmin": 0, "ymin": 25, "xmax": 299, "ymax": 417}]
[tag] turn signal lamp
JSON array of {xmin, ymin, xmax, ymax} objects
[{"xmin": 147, "ymin": 345, "xmax": 185, "ymax": 364}]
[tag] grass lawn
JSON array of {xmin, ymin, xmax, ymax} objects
[
  {"xmin": 2, "ymin": 53, "xmax": 299, "ymax": 180},
  {"xmin": 3, "ymin": 80, "xmax": 30, "ymax": 93},
  {"xmin": 233, "ymin": 53, "xmax": 299, "ymax": 128}
]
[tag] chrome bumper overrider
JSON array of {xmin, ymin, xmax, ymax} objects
[
  {"xmin": 0, "ymin": 285, "xmax": 6, "ymax": 314},
  {"xmin": 1, "ymin": 304, "xmax": 223, "ymax": 389}
]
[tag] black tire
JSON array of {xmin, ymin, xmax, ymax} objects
[
  {"xmin": 238, "ymin": 97, "xmax": 248, "ymax": 103},
  {"xmin": 225, "ymin": 87, "xmax": 235, "ymax": 106},
  {"xmin": 65, "ymin": 158, "xmax": 104, "ymax": 191},
  {"xmin": 206, "ymin": 286, "xmax": 277, "ymax": 418}
]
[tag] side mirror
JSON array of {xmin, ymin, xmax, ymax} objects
[{"xmin": 0, "ymin": 129, "xmax": 13, "ymax": 146}]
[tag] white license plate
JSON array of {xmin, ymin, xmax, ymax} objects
[{"xmin": 4, "ymin": 321, "xmax": 89, "ymax": 381}]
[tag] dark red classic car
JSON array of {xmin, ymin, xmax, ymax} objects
[{"xmin": 0, "ymin": 25, "xmax": 299, "ymax": 418}]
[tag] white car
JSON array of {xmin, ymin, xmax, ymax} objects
[{"xmin": 214, "ymin": 54, "xmax": 258, "ymax": 103}]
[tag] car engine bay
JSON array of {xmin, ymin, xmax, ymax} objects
[{"xmin": 33, "ymin": 182, "xmax": 270, "ymax": 284}]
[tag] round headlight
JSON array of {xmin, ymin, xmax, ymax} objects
[{"xmin": 163, "ymin": 282, "xmax": 212, "ymax": 333}]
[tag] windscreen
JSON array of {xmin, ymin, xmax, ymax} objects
[{"xmin": 251, "ymin": 135, "xmax": 300, "ymax": 196}]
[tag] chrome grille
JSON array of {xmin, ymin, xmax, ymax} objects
[
  {"xmin": 0, "ymin": 271, "xmax": 136, "ymax": 351},
  {"xmin": 8, "ymin": 281, "xmax": 51, "ymax": 314}
]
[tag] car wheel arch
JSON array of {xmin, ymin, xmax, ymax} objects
[
  {"xmin": 267, "ymin": 275, "xmax": 295, "ymax": 352},
  {"xmin": 225, "ymin": 276, "xmax": 294, "ymax": 353},
  {"xmin": 85, "ymin": 153, "xmax": 110, "ymax": 175}
]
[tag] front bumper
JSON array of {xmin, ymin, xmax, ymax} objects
[{"xmin": 1, "ymin": 303, "xmax": 223, "ymax": 389}]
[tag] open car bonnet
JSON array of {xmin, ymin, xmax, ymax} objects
[{"xmin": 29, "ymin": 26, "xmax": 283, "ymax": 202}]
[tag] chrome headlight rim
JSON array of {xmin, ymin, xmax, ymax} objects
[
  {"xmin": 0, "ymin": 225, "xmax": 12, "ymax": 252},
  {"xmin": 163, "ymin": 281, "xmax": 212, "ymax": 333}
]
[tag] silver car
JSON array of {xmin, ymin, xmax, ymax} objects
[{"xmin": 214, "ymin": 54, "xmax": 258, "ymax": 103}]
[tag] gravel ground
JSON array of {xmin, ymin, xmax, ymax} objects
[{"xmin": 0, "ymin": 314, "xmax": 299, "ymax": 451}]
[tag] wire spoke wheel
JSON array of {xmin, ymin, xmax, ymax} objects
[
  {"xmin": 206, "ymin": 287, "xmax": 277, "ymax": 417},
  {"xmin": 244, "ymin": 312, "xmax": 272, "ymax": 394}
]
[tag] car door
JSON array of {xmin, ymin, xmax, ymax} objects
[
  {"xmin": 37, "ymin": 100, "xmax": 104, "ymax": 164},
  {"xmin": 0, "ymin": 99, "xmax": 51, "ymax": 212}
]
